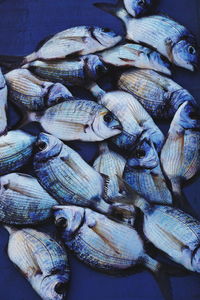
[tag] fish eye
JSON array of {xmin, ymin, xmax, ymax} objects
[
  {"xmin": 55, "ymin": 217, "xmax": 68, "ymax": 228},
  {"xmin": 102, "ymin": 27, "xmax": 111, "ymax": 33},
  {"xmin": 135, "ymin": 149, "xmax": 146, "ymax": 159},
  {"xmin": 95, "ymin": 65, "xmax": 107, "ymax": 74},
  {"xmin": 54, "ymin": 282, "xmax": 67, "ymax": 295},
  {"xmin": 188, "ymin": 46, "xmax": 196, "ymax": 55},
  {"xmin": 103, "ymin": 113, "xmax": 113, "ymax": 123},
  {"xmin": 138, "ymin": 0, "xmax": 146, "ymax": 6},
  {"xmin": 36, "ymin": 141, "xmax": 48, "ymax": 151}
]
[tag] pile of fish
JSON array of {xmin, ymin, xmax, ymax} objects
[{"xmin": 0, "ymin": 0, "xmax": 200, "ymax": 299}]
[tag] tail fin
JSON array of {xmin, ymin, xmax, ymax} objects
[
  {"xmin": 0, "ymin": 55, "xmax": 26, "ymax": 72},
  {"xmin": 94, "ymin": 1, "xmax": 128, "ymax": 22},
  {"xmin": 4, "ymin": 226, "xmax": 18, "ymax": 235},
  {"xmin": 143, "ymin": 255, "xmax": 173, "ymax": 300}
]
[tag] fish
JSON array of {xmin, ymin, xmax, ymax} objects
[
  {"xmin": 0, "ymin": 26, "xmax": 122, "ymax": 68},
  {"xmin": 123, "ymin": 0, "xmax": 155, "ymax": 17},
  {"xmin": 0, "ymin": 173, "xmax": 58, "ymax": 225},
  {"xmin": 0, "ymin": 68, "xmax": 7, "ymax": 135},
  {"xmin": 98, "ymin": 43, "xmax": 171, "ymax": 74},
  {"xmin": 6, "ymin": 226, "xmax": 70, "ymax": 300},
  {"xmin": 33, "ymin": 133, "xmax": 113, "ymax": 215},
  {"xmin": 160, "ymin": 101, "xmax": 200, "ymax": 205},
  {"xmin": 123, "ymin": 138, "xmax": 173, "ymax": 204},
  {"xmin": 0, "ymin": 130, "xmax": 36, "ymax": 175},
  {"xmin": 5, "ymin": 69, "xmax": 72, "ymax": 111},
  {"xmin": 94, "ymin": 3, "xmax": 199, "ymax": 71},
  {"xmin": 118, "ymin": 68, "xmax": 196, "ymax": 120},
  {"xmin": 88, "ymin": 83, "xmax": 164, "ymax": 152},
  {"xmin": 22, "ymin": 55, "xmax": 108, "ymax": 87},
  {"xmin": 93, "ymin": 142, "xmax": 135, "ymax": 225},
  {"xmin": 20, "ymin": 98, "xmax": 122, "ymax": 142},
  {"xmin": 131, "ymin": 195, "xmax": 200, "ymax": 273},
  {"xmin": 54, "ymin": 205, "xmax": 173, "ymax": 300}
]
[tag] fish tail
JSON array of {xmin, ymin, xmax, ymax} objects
[
  {"xmin": 143, "ymin": 255, "xmax": 173, "ymax": 300},
  {"xmin": 0, "ymin": 55, "xmax": 26, "ymax": 71},
  {"xmin": 99, "ymin": 142, "xmax": 109, "ymax": 154},
  {"xmin": 4, "ymin": 225, "xmax": 18, "ymax": 235},
  {"xmin": 23, "ymin": 51, "xmax": 38, "ymax": 64},
  {"xmin": 170, "ymin": 89, "xmax": 196, "ymax": 112},
  {"xmin": 86, "ymin": 82, "xmax": 106, "ymax": 101},
  {"xmin": 94, "ymin": 0, "xmax": 128, "ymax": 22}
]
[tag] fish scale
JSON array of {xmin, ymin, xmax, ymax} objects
[{"xmin": 0, "ymin": 173, "xmax": 58, "ymax": 225}]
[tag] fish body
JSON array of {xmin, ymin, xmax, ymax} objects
[
  {"xmin": 6, "ymin": 227, "xmax": 70, "ymax": 300},
  {"xmin": 123, "ymin": 139, "xmax": 173, "ymax": 204},
  {"xmin": 5, "ymin": 69, "xmax": 72, "ymax": 111},
  {"xmin": 28, "ymin": 99, "xmax": 122, "ymax": 142},
  {"xmin": 0, "ymin": 68, "xmax": 7, "ymax": 135},
  {"xmin": 99, "ymin": 43, "xmax": 171, "ymax": 74},
  {"xmin": 95, "ymin": 3, "xmax": 198, "ymax": 71},
  {"xmin": 54, "ymin": 205, "xmax": 160, "ymax": 274},
  {"xmin": 0, "ymin": 173, "xmax": 58, "ymax": 225},
  {"xmin": 94, "ymin": 88, "xmax": 164, "ymax": 151},
  {"xmin": 134, "ymin": 197, "xmax": 200, "ymax": 273},
  {"xmin": 33, "ymin": 133, "xmax": 111, "ymax": 214},
  {"xmin": 23, "ymin": 26, "xmax": 122, "ymax": 64},
  {"xmin": 118, "ymin": 69, "xmax": 196, "ymax": 119},
  {"xmin": 22, "ymin": 55, "xmax": 108, "ymax": 87},
  {"xmin": 0, "ymin": 130, "xmax": 36, "ymax": 175},
  {"xmin": 161, "ymin": 101, "xmax": 200, "ymax": 198}
]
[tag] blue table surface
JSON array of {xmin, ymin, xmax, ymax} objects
[{"xmin": 0, "ymin": 0, "xmax": 200, "ymax": 299}]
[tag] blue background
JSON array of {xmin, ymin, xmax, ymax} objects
[{"xmin": 0, "ymin": 0, "xmax": 200, "ymax": 299}]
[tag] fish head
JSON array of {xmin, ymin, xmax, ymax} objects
[
  {"xmin": 83, "ymin": 54, "xmax": 108, "ymax": 80},
  {"xmin": 93, "ymin": 108, "xmax": 122, "ymax": 140},
  {"xmin": 46, "ymin": 83, "xmax": 72, "ymax": 107},
  {"xmin": 91, "ymin": 26, "xmax": 121, "ymax": 48},
  {"xmin": 53, "ymin": 206, "xmax": 85, "ymax": 240},
  {"xmin": 127, "ymin": 139, "xmax": 159, "ymax": 169},
  {"xmin": 38, "ymin": 273, "xmax": 69, "ymax": 300},
  {"xmin": 34, "ymin": 133, "xmax": 63, "ymax": 162},
  {"xmin": 191, "ymin": 247, "xmax": 200, "ymax": 272},
  {"xmin": 172, "ymin": 39, "xmax": 198, "ymax": 71},
  {"xmin": 124, "ymin": 0, "xmax": 153, "ymax": 17},
  {"xmin": 176, "ymin": 101, "xmax": 200, "ymax": 131}
]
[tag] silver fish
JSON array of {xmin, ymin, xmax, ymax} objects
[
  {"xmin": 89, "ymin": 83, "xmax": 164, "ymax": 151},
  {"xmin": 22, "ymin": 55, "xmax": 108, "ymax": 87},
  {"xmin": 94, "ymin": 3, "xmax": 198, "ymax": 71},
  {"xmin": 99, "ymin": 43, "xmax": 171, "ymax": 74},
  {"xmin": 161, "ymin": 101, "xmax": 200, "ymax": 202},
  {"xmin": 133, "ymin": 196, "xmax": 200, "ymax": 273},
  {"xmin": 23, "ymin": 99, "xmax": 122, "ymax": 142},
  {"xmin": 5, "ymin": 69, "xmax": 72, "ymax": 111},
  {"xmin": 22, "ymin": 26, "xmax": 122, "ymax": 64},
  {"xmin": 33, "ymin": 133, "xmax": 112, "ymax": 214},
  {"xmin": 6, "ymin": 226, "xmax": 70, "ymax": 300},
  {"xmin": 54, "ymin": 205, "xmax": 172, "ymax": 300},
  {"xmin": 0, "ymin": 130, "xmax": 36, "ymax": 175},
  {"xmin": 0, "ymin": 68, "xmax": 7, "ymax": 135},
  {"xmin": 118, "ymin": 68, "xmax": 196, "ymax": 119},
  {"xmin": 93, "ymin": 143, "xmax": 135, "ymax": 225},
  {"xmin": 123, "ymin": 139, "xmax": 173, "ymax": 204},
  {"xmin": 0, "ymin": 173, "xmax": 57, "ymax": 225}
]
